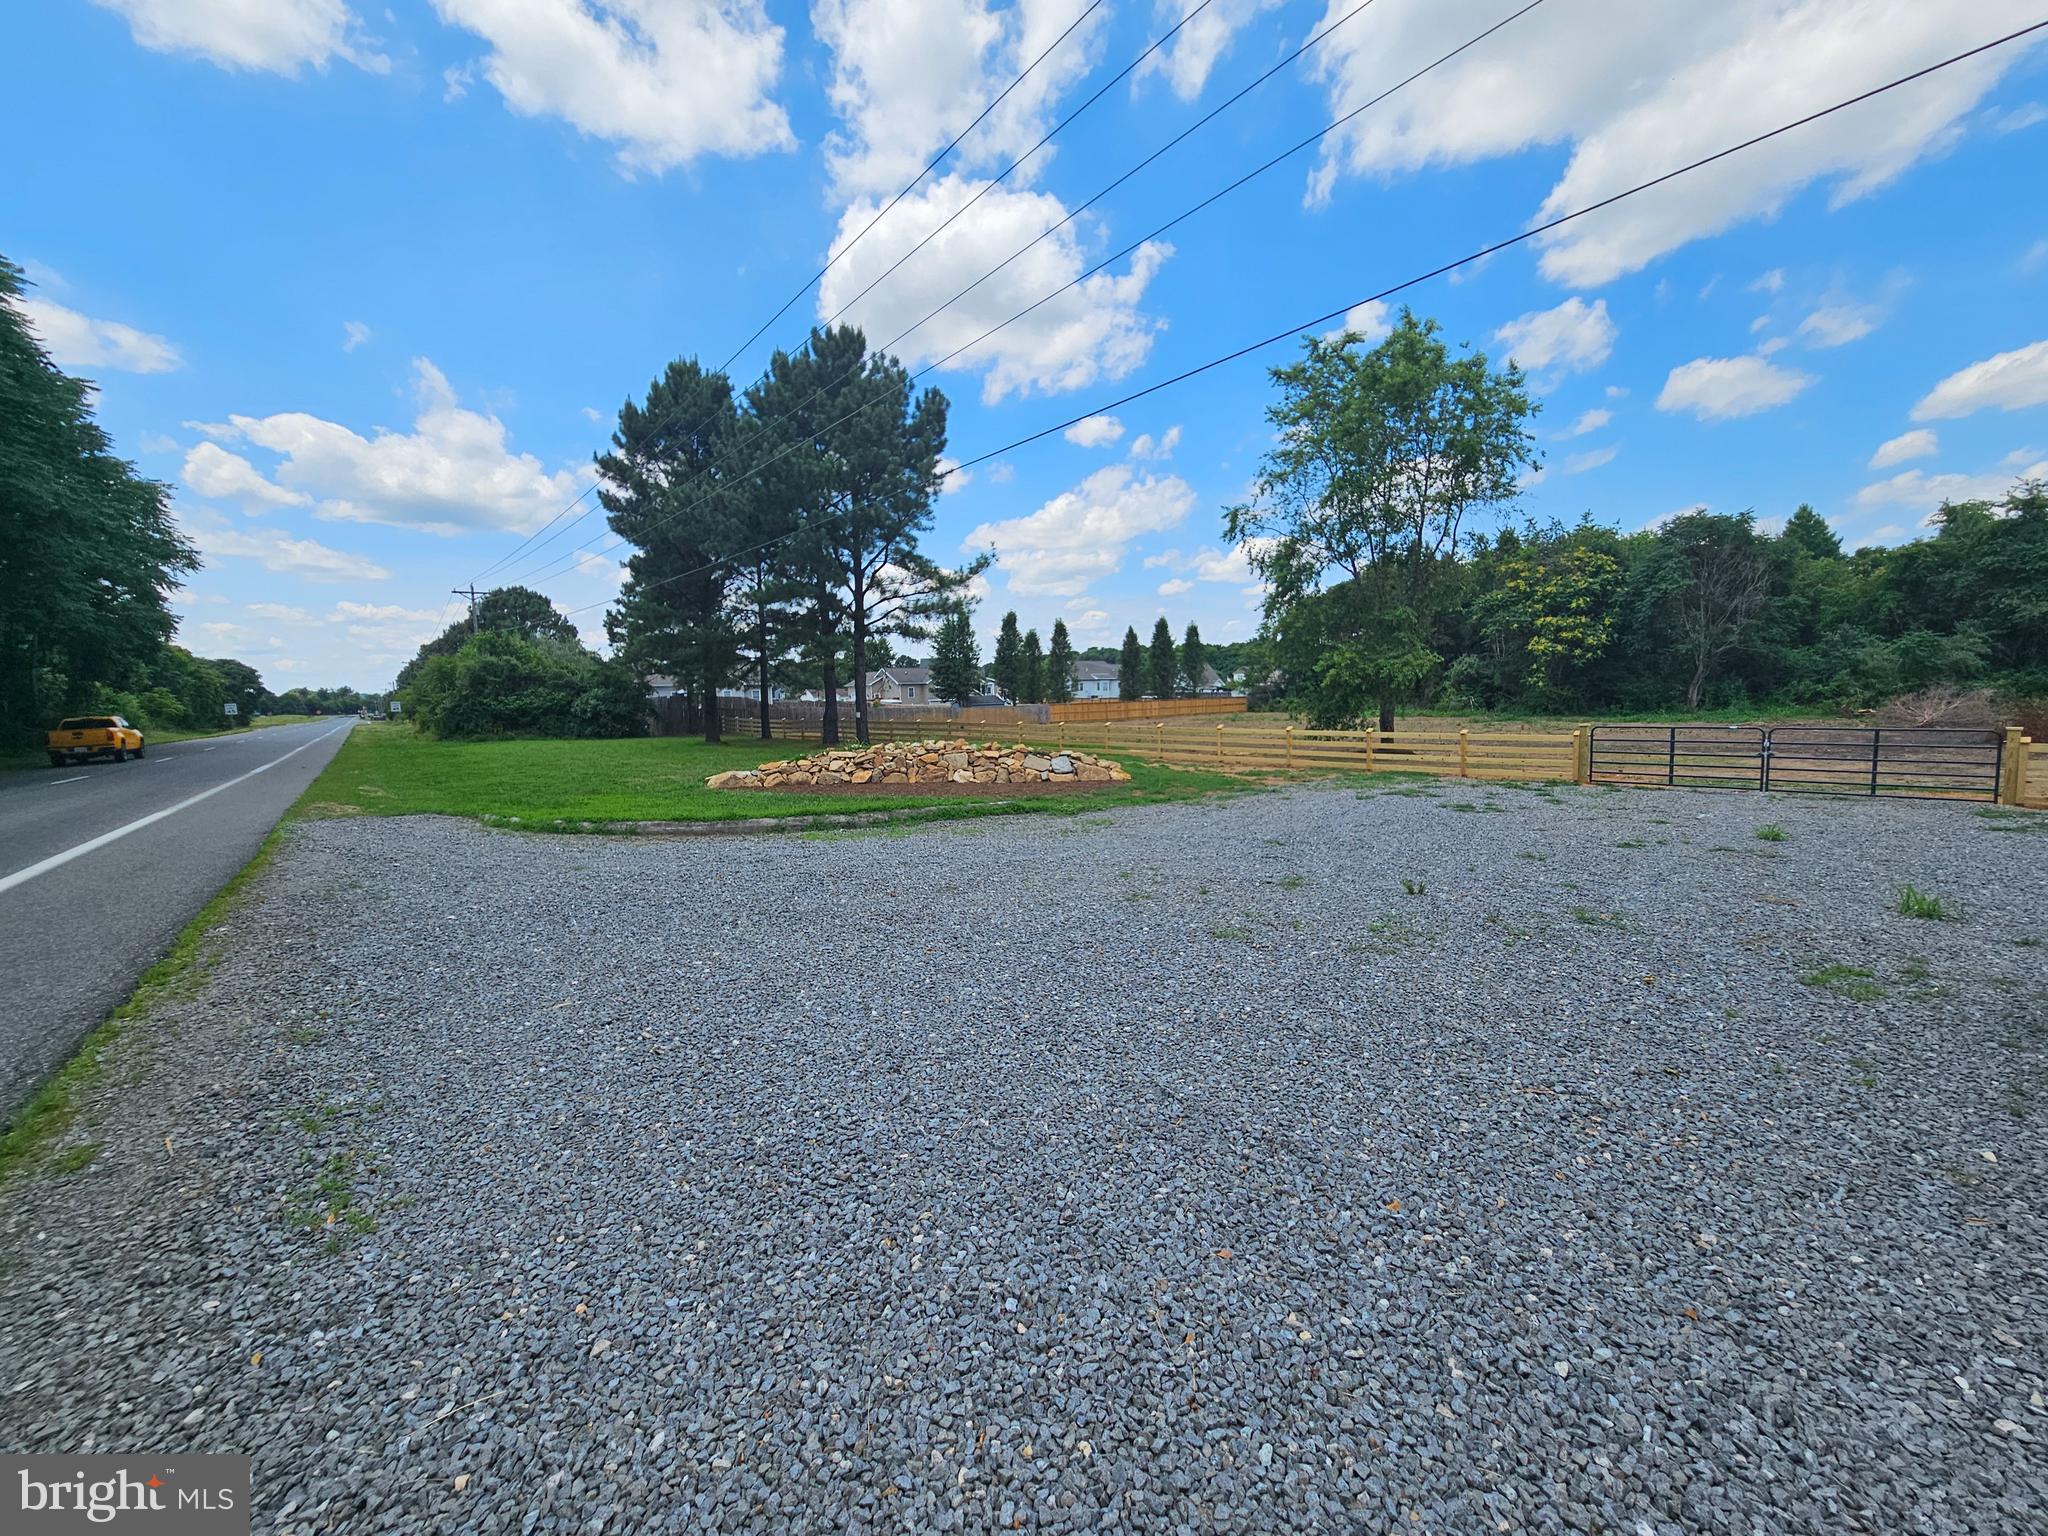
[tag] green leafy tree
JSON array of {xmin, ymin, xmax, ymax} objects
[
  {"xmin": 407, "ymin": 631, "xmax": 644, "ymax": 739},
  {"xmin": 930, "ymin": 604, "xmax": 981, "ymax": 707},
  {"xmin": 1117, "ymin": 626, "xmax": 1144, "ymax": 700},
  {"xmin": 1633, "ymin": 511, "xmax": 1778, "ymax": 710},
  {"xmin": 1045, "ymin": 619, "xmax": 1077, "ymax": 703},
  {"xmin": 1019, "ymin": 628, "xmax": 1044, "ymax": 704},
  {"xmin": 202, "ymin": 657, "xmax": 269, "ymax": 724},
  {"xmin": 992, "ymin": 611, "xmax": 1024, "ymax": 701},
  {"xmin": 1180, "ymin": 623, "xmax": 1206, "ymax": 695},
  {"xmin": 397, "ymin": 585, "xmax": 578, "ymax": 691},
  {"xmin": 0, "ymin": 253, "xmax": 195, "ymax": 742},
  {"xmin": 1147, "ymin": 617, "xmax": 1176, "ymax": 700},
  {"xmin": 1227, "ymin": 308, "xmax": 1536, "ymax": 728}
]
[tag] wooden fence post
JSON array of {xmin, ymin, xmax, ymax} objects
[
  {"xmin": 1999, "ymin": 725, "xmax": 2025, "ymax": 805},
  {"xmin": 1458, "ymin": 728, "xmax": 1470, "ymax": 779},
  {"xmin": 1575, "ymin": 724, "xmax": 1592, "ymax": 784},
  {"xmin": 1285, "ymin": 724, "xmax": 1294, "ymax": 770},
  {"xmin": 1217, "ymin": 723, "xmax": 1225, "ymax": 768},
  {"xmin": 1155, "ymin": 720, "xmax": 1164, "ymax": 761},
  {"xmin": 1363, "ymin": 726, "xmax": 1376, "ymax": 775}
]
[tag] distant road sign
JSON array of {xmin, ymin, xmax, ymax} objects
[
  {"xmin": 389, "ymin": 700, "xmax": 403, "ymax": 714},
  {"xmin": 224, "ymin": 702, "xmax": 239, "ymax": 716}
]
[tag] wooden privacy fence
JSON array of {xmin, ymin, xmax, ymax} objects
[
  {"xmin": 2014, "ymin": 731, "xmax": 2048, "ymax": 807},
  {"xmin": 1047, "ymin": 697, "xmax": 1248, "ymax": 724}
]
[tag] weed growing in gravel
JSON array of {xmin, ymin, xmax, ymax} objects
[
  {"xmin": 1570, "ymin": 906, "xmax": 1625, "ymax": 929},
  {"xmin": 1974, "ymin": 807, "xmax": 2046, "ymax": 833},
  {"xmin": 1755, "ymin": 824, "xmax": 1787, "ymax": 842},
  {"xmin": 1801, "ymin": 964, "xmax": 1886, "ymax": 1002},
  {"xmin": 2017, "ymin": 937, "xmax": 2043, "ymax": 948},
  {"xmin": 287, "ymin": 1026, "xmax": 324, "ymax": 1046},
  {"xmin": 288, "ymin": 1100, "xmax": 341, "ymax": 1134},
  {"xmin": 51, "ymin": 1143, "xmax": 101, "ymax": 1173},
  {"xmin": 1360, "ymin": 913, "xmax": 1422, "ymax": 952},
  {"xmin": 1209, "ymin": 923, "xmax": 1255, "ymax": 942},
  {"xmin": 283, "ymin": 1150, "xmax": 377, "ymax": 1253},
  {"xmin": 1516, "ymin": 850, "xmax": 1550, "ymax": 862},
  {"xmin": 1401, "ymin": 878, "xmax": 1427, "ymax": 896},
  {"xmin": 1615, "ymin": 839, "xmax": 1647, "ymax": 848},
  {"xmin": 1896, "ymin": 885, "xmax": 1951, "ymax": 920},
  {"xmin": 1277, "ymin": 873, "xmax": 1306, "ymax": 890}
]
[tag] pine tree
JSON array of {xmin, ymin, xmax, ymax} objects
[
  {"xmin": 1117, "ymin": 626, "xmax": 1144, "ymax": 700},
  {"xmin": 1019, "ymin": 628, "xmax": 1044, "ymax": 703},
  {"xmin": 1181, "ymin": 622, "xmax": 1206, "ymax": 695},
  {"xmin": 1781, "ymin": 503, "xmax": 1843, "ymax": 560},
  {"xmin": 1147, "ymin": 617, "xmax": 1177, "ymax": 700},
  {"xmin": 930, "ymin": 605, "xmax": 981, "ymax": 706},
  {"xmin": 992, "ymin": 610, "xmax": 1023, "ymax": 701},
  {"xmin": 1045, "ymin": 619, "xmax": 1077, "ymax": 703}
]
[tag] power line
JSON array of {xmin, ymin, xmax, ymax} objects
[
  {"xmin": 554, "ymin": 17, "xmax": 2048, "ymax": 621},
  {"xmin": 513, "ymin": 0, "xmax": 1537, "ymax": 592},
  {"xmin": 471, "ymin": 0, "xmax": 1105, "ymax": 586}
]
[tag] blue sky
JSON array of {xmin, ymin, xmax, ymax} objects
[{"xmin": 7, "ymin": 0, "xmax": 2047, "ymax": 690}]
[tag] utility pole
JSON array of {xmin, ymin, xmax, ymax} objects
[{"xmin": 451, "ymin": 585, "xmax": 483, "ymax": 632}]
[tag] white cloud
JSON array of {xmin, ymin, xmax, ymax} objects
[
  {"xmin": 11, "ymin": 296, "xmax": 182, "ymax": 374},
  {"xmin": 1321, "ymin": 299, "xmax": 1392, "ymax": 344},
  {"xmin": 814, "ymin": 0, "xmax": 1106, "ymax": 200},
  {"xmin": 1749, "ymin": 268, "xmax": 1786, "ymax": 294},
  {"xmin": 2023, "ymin": 239, "xmax": 2048, "ymax": 275},
  {"xmin": 1911, "ymin": 339, "xmax": 2048, "ymax": 420},
  {"xmin": 1990, "ymin": 101, "xmax": 2046, "ymax": 133},
  {"xmin": 935, "ymin": 456, "xmax": 970, "ymax": 492},
  {"xmin": 1847, "ymin": 521, "xmax": 1908, "ymax": 550},
  {"xmin": 580, "ymin": 405, "xmax": 604, "ymax": 423},
  {"xmin": 1128, "ymin": 424, "xmax": 1181, "ymax": 460},
  {"xmin": 1303, "ymin": 1, "xmax": 2047, "ymax": 287},
  {"xmin": 1563, "ymin": 444, "xmax": 1619, "ymax": 474},
  {"xmin": 90, "ymin": 0, "xmax": 387, "ymax": 74},
  {"xmin": 189, "ymin": 358, "xmax": 588, "ymax": 535},
  {"xmin": 1157, "ymin": 577, "xmax": 1194, "ymax": 596},
  {"xmin": 342, "ymin": 319, "xmax": 372, "ymax": 352},
  {"xmin": 1755, "ymin": 336, "xmax": 1790, "ymax": 356},
  {"xmin": 1869, "ymin": 428, "xmax": 1937, "ymax": 468},
  {"xmin": 1558, "ymin": 407, "xmax": 1613, "ymax": 438},
  {"xmin": 246, "ymin": 602, "xmax": 311, "ymax": 622},
  {"xmin": 430, "ymin": 0, "xmax": 793, "ymax": 174},
  {"xmin": 965, "ymin": 463, "xmax": 1194, "ymax": 597},
  {"xmin": 1064, "ymin": 414, "xmax": 1125, "ymax": 447},
  {"xmin": 1656, "ymin": 355, "xmax": 1815, "ymax": 420},
  {"xmin": 817, "ymin": 175, "xmax": 1170, "ymax": 403},
  {"xmin": 1605, "ymin": 384, "xmax": 1628, "ymax": 399},
  {"xmin": 327, "ymin": 600, "xmax": 447, "ymax": 655},
  {"xmin": 1136, "ymin": 0, "xmax": 1280, "ymax": 101},
  {"xmin": 1492, "ymin": 297, "xmax": 1615, "ymax": 378},
  {"xmin": 1857, "ymin": 451, "xmax": 2048, "ymax": 519},
  {"xmin": 180, "ymin": 509, "xmax": 391, "ymax": 583},
  {"xmin": 1797, "ymin": 303, "xmax": 1881, "ymax": 348},
  {"xmin": 182, "ymin": 442, "xmax": 312, "ymax": 512}
]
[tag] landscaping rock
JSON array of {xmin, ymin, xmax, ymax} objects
[{"xmin": 706, "ymin": 738, "xmax": 1131, "ymax": 790}]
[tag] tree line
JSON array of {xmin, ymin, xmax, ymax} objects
[
  {"xmin": 1232, "ymin": 308, "xmax": 2047, "ymax": 727},
  {"xmin": 0, "ymin": 253, "xmax": 296, "ymax": 745}
]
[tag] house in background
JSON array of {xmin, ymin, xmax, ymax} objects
[
  {"xmin": 1072, "ymin": 659, "xmax": 1121, "ymax": 699},
  {"xmin": 868, "ymin": 666, "xmax": 934, "ymax": 706}
]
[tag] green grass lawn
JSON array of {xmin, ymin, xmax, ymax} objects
[{"xmin": 299, "ymin": 724, "xmax": 1245, "ymax": 827}]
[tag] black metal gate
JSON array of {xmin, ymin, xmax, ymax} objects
[{"xmin": 1588, "ymin": 724, "xmax": 2003, "ymax": 802}]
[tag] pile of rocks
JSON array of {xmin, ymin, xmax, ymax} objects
[{"xmin": 707, "ymin": 738, "xmax": 1131, "ymax": 789}]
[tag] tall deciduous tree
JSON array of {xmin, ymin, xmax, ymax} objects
[
  {"xmin": 1019, "ymin": 628, "xmax": 1044, "ymax": 704},
  {"xmin": 1635, "ymin": 510, "xmax": 1775, "ymax": 711},
  {"xmin": 1147, "ymin": 617, "xmax": 1176, "ymax": 700},
  {"xmin": 398, "ymin": 584, "xmax": 578, "ymax": 690},
  {"xmin": 599, "ymin": 359, "xmax": 742, "ymax": 742},
  {"xmin": 1228, "ymin": 308, "xmax": 1536, "ymax": 729},
  {"xmin": 1118, "ymin": 626, "xmax": 1144, "ymax": 700},
  {"xmin": 1180, "ymin": 623, "xmax": 1206, "ymax": 695},
  {"xmin": 930, "ymin": 604, "xmax": 981, "ymax": 706},
  {"xmin": 0, "ymin": 254, "xmax": 194, "ymax": 742},
  {"xmin": 1045, "ymin": 619, "xmax": 1077, "ymax": 703}
]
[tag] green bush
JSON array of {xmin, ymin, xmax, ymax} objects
[{"xmin": 403, "ymin": 631, "xmax": 644, "ymax": 740}]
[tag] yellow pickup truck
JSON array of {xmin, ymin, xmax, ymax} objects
[{"xmin": 47, "ymin": 715, "xmax": 146, "ymax": 767}]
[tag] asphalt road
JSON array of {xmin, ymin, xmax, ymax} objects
[{"xmin": 0, "ymin": 718, "xmax": 354, "ymax": 1121}]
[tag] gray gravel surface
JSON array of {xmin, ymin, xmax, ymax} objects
[{"xmin": 3, "ymin": 781, "xmax": 2045, "ymax": 1534}]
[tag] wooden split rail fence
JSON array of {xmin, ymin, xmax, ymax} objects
[{"xmin": 748, "ymin": 716, "xmax": 2048, "ymax": 807}]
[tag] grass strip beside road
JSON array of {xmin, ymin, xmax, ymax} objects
[
  {"xmin": 299, "ymin": 724, "xmax": 1245, "ymax": 828},
  {"xmin": 0, "ymin": 824, "xmax": 292, "ymax": 1187}
]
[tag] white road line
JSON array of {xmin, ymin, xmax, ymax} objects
[
  {"xmin": 0, "ymin": 725, "xmax": 349, "ymax": 897},
  {"xmin": 46, "ymin": 776, "xmax": 89, "ymax": 787}
]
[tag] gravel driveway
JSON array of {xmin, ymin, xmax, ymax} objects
[{"xmin": 3, "ymin": 781, "xmax": 2044, "ymax": 1534}]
